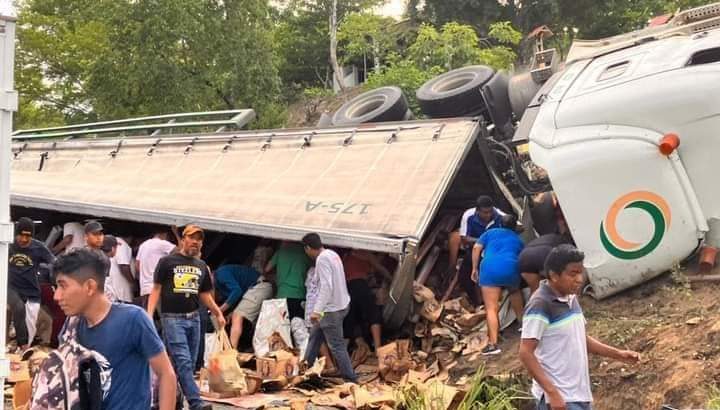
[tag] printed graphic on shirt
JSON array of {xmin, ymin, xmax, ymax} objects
[
  {"xmin": 172, "ymin": 265, "xmax": 203, "ymax": 295},
  {"xmin": 9, "ymin": 253, "xmax": 33, "ymax": 268}
]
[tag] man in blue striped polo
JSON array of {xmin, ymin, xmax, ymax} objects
[{"xmin": 519, "ymin": 245, "xmax": 640, "ymax": 410}]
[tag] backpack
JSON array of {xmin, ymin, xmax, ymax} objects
[{"xmin": 30, "ymin": 316, "xmax": 111, "ymax": 410}]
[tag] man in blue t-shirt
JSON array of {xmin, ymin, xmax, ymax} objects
[
  {"xmin": 456, "ymin": 195, "xmax": 505, "ymax": 306},
  {"xmin": 54, "ymin": 249, "xmax": 177, "ymax": 410}
]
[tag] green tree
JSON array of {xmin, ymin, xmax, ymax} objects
[
  {"xmin": 416, "ymin": 0, "xmax": 716, "ymax": 41},
  {"xmin": 273, "ymin": 0, "xmax": 384, "ymax": 90},
  {"xmin": 337, "ymin": 12, "xmax": 396, "ymax": 77},
  {"xmin": 365, "ymin": 56, "xmax": 442, "ymax": 115},
  {"xmin": 408, "ymin": 22, "xmax": 521, "ymax": 71},
  {"xmin": 367, "ymin": 21, "xmax": 521, "ymax": 116},
  {"xmin": 16, "ymin": 0, "xmax": 285, "ymax": 129}
]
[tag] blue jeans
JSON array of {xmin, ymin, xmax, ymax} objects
[
  {"xmin": 162, "ymin": 312, "xmax": 202, "ymax": 410},
  {"xmin": 537, "ymin": 397, "xmax": 592, "ymax": 410},
  {"xmin": 303, "ymin": 307, "xmax": 357, "ymax": 382}
]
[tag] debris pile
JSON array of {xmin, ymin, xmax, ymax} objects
[{"xmin": 191, "ymin": 283, "xmax": 498, "ymax": 409}]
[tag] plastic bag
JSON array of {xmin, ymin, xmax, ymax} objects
[
  {"xmin": 207, "ymin": 330, "xmax": 247, "ymax": 394},
  {"xmin": 202, "ymin": 331, "xmax": 220, "ymax": 369},
  {"xmin": 290, "ymin": 317, "xmax": 309, "ymax": 359},
  {"xmin": 252, "ymin": 299, "xmax": 293, "ymax": 358}
]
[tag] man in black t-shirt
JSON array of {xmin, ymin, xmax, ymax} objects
[
  {"xmin": 9, "ymin": 217, "xmax": 55, "ymax": 350},
  {"xmin": 147, "ymin": 224, "xmax": 225, "ymax": 410},
  {"xmin": 83, "ymin": 220, "xmax": 110, "ymax": 276}
]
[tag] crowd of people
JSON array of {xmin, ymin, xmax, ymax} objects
[
  {"xmin": 446, "ymin": 194, "xmax": 640, "ymax": 410},
  {"xmin": 8, "ymin": 216, "xmax": 394, "ymax": 409},
  {"xmin": 7, "ymin": 192, "xmax": 643, "ymax": 410}
]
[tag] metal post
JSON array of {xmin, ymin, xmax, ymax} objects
[{"xmin": 0, "ymin": 12, "xmax": 17, "ymax": 406}]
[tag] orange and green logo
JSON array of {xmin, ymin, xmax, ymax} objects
[{"xmin": 600, "ymin": 191, "xmax": 671, "ymax": 260}]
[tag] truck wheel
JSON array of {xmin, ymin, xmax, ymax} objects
[
  {"xmin": 332, "ymin": 86, "xmax": 409, "ymax": 126},
  {"xmin": 416, "ymin": 65, "xmax": 495, "ymax": 118}
]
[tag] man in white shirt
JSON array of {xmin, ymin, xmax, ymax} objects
[
  {"xmin": 301, "ymin": 232, "xmax": 356, "ymax": 382},
  {"xmin": 52, "ymin": 221, "xmax": 85, "ymax": 255},
  {"xmin": 136, "ymin": 226, "xmax": 179, "ymax": 306},
  {"xmin": 102, "ymin": 235, "xmax": 135, "ymax": 303}
]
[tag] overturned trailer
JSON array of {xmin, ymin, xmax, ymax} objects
[{"xmin": 10, "ymin": 114, "xmax": 510, "ymax": 329}]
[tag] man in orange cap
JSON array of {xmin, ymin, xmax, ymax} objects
[{"xmin": 147, "ymin": 224, "xmax": 225, "ymax": 410}]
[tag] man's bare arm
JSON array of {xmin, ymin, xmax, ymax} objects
[
  {"xmin": 461, "ymin": 236, "xmax": 477, "ymax": 247},
  {"xmin": 519, "ymin": 339, "xmax": 566, "ymax": 409},
  {"xmin": 147, "ymin": 285, "xmax": 162, "ymax": 318},
  {"xmin": 200, "ymin": 292, "xmax": 226, "ymax": 328},
  {"xmin": 587, "ymin": 335, "xmax": 640, "ymax": 363},
  {"xmin": 149, "ymin": 351, "xmax": 177, "ymax": 410}
]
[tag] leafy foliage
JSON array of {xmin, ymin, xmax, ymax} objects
[
  {"xmin": 457, "ymin": 367, "xmax": 531, "ymax": 410},
  {"xmin": 365, "ymin": 20, "xmax": 521, "ymax": 117},
  {"xmin": 708, "ymin": 385, "xmax": 720, "ymax": 410},
  {"xmin": 365, "ymin": 56, "xmax": 443, "ymax": 115},
  {"xmin": 16, "ymin": 0, "xmax": 284, "ymax": 128},
  {"xmin": 337, "ymin": 12, "xmax": 396, "ymax": 70}
]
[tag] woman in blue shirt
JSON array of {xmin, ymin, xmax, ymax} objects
[{"xmin": 471, "ymin": 213, "xmax": 524, "ymax": 356}]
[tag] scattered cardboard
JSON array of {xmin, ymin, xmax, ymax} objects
[
  {"xmin": 413, "ymin": 283, "xmax": 436, "ymax": 303},
  {"xmin": 269, "ymin": 331, "xmax": 291, "ymax": 353},
  {"xmin": 257, "ymin": 351, "xmax": 300, "ymax": 379},
  {"xmin": 456, "ymin": 311, "xmax": 486, "ymax": 329},
  {"xmin": 8, "ymin": 354, "xmax": 29, "ymax": 383},
  {"xmin": 421, "ymin": 299, "xmax": 443, "ymax": 322},
  {"xmin": 461, "ymin": 332, "xmax": 488, "ymax": 355},
  {"xmin": 377, "ymin": 340, "xmax": 415, "ymax": 383},
  {"xmin": 237, "ymin": 352, "xmax": 255, "ymax": 365},
  {"xmin": 352, "ymin": 383, "xmax": 395, "ymax": 408},
  {"xmin": 310, "ymin": 391, "xmax": 354, "ymax": 409},
  {"xmin": 290, "ymin": 398, "xmax": 309, "ymax": 410},
  {"xmin": 201, "ymin": 392, "xmax": 293, "ymax": 408},
  {"xmin": 355, "ymin": 364, "xmax": 380, "ymax": 385},
  {"xmin": 12, "ymin": 380, "xmax": 31, "ymax": 410}
]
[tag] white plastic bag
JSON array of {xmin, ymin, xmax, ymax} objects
[
  {"xmin": 291, "ymin": 317, "xmax": 310, "ymax": 359},
  {"xmin": 252, "ymin": 299, "xmax": 293, "ymax": 358},
  {"xmin": 203, "ymin": 331, "xmax": 221, "ymax": 368}
]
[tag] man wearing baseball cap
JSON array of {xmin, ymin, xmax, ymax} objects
[
  {"xmin": 83, "ymin": 220, "xmax": 111, "ymax": 275},
  {"xmin": 8, "ymin": 217, "xmax": 55, "ymax": 350},
  {"xmin": 147, "ymin": 224, "xmax": 225, "ymax": 410}
]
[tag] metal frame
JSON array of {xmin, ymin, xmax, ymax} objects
[
  {"xmin": 0, "ymin": 12, "xmax": 17, "ymax": 400},
  {"xmin": 11, "ymin": 194, "xmax": 408, "ymax": 254},
  {"xmin": 11, "ymin": 118, "xmax": 478, "ymax": 255},
  {"xmin": 12, "ymin": 109, "xmax": 256, "ymax": 140}
]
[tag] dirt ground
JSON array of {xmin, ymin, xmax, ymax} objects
[
  {"xmin": 471, "ymin": 270, "xmax": 720, "ymax": 410},
  {"xmin": 285, "ymin": 87, "xmax": 365, "ymax": 128}
]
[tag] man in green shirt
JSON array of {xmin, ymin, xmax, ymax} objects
[{"xmin": 264, "ymin": 241, "xmax": 311, "ymax": 319}]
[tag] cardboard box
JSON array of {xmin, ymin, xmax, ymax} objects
[{"xmin": 256, "ymin": 351, "xmax": 299, "ymax": 379}]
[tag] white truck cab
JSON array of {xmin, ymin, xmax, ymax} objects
[{"xmin": 518, "ymin": 2, "xmax": 720, "ymax": 297}]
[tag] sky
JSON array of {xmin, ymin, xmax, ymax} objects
[
  {"xmin": 0, "ymin": 0, "xmax": 14, "ymax": 17},
  {"xmin": 377, "ymin": 0, "xmax": 406, "ymax": 19}
]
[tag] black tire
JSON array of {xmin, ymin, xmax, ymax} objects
[
  {"xmin": 332, "ymin": 86, "xmax": 409, "ymax": 126},
  {"xmin": 416, "ymin": 65, "xmax": 495, "ymax": 118}
]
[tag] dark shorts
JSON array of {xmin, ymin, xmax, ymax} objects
[
  {"xmin": 343, "ymin": 279, "xmax": 383, "ymax": 339},
  {"xmin": 286, "ymin": 298, "xmax": 305, "ymax": 320},
  {"xmin": 518, "ymin": 245, "xmax": 553, "ymax": 276}
]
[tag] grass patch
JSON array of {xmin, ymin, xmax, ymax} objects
[
  {"xmin": 393, "ymin": 366, "xmax": 530, "ymax": 410},
  {"xmin": 457, "ymin": 368, "xmax": 531, "ymax": 410},
  {"xmin": 707, "ymin": 385, "xmax": 720, "ymax": 410}
]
